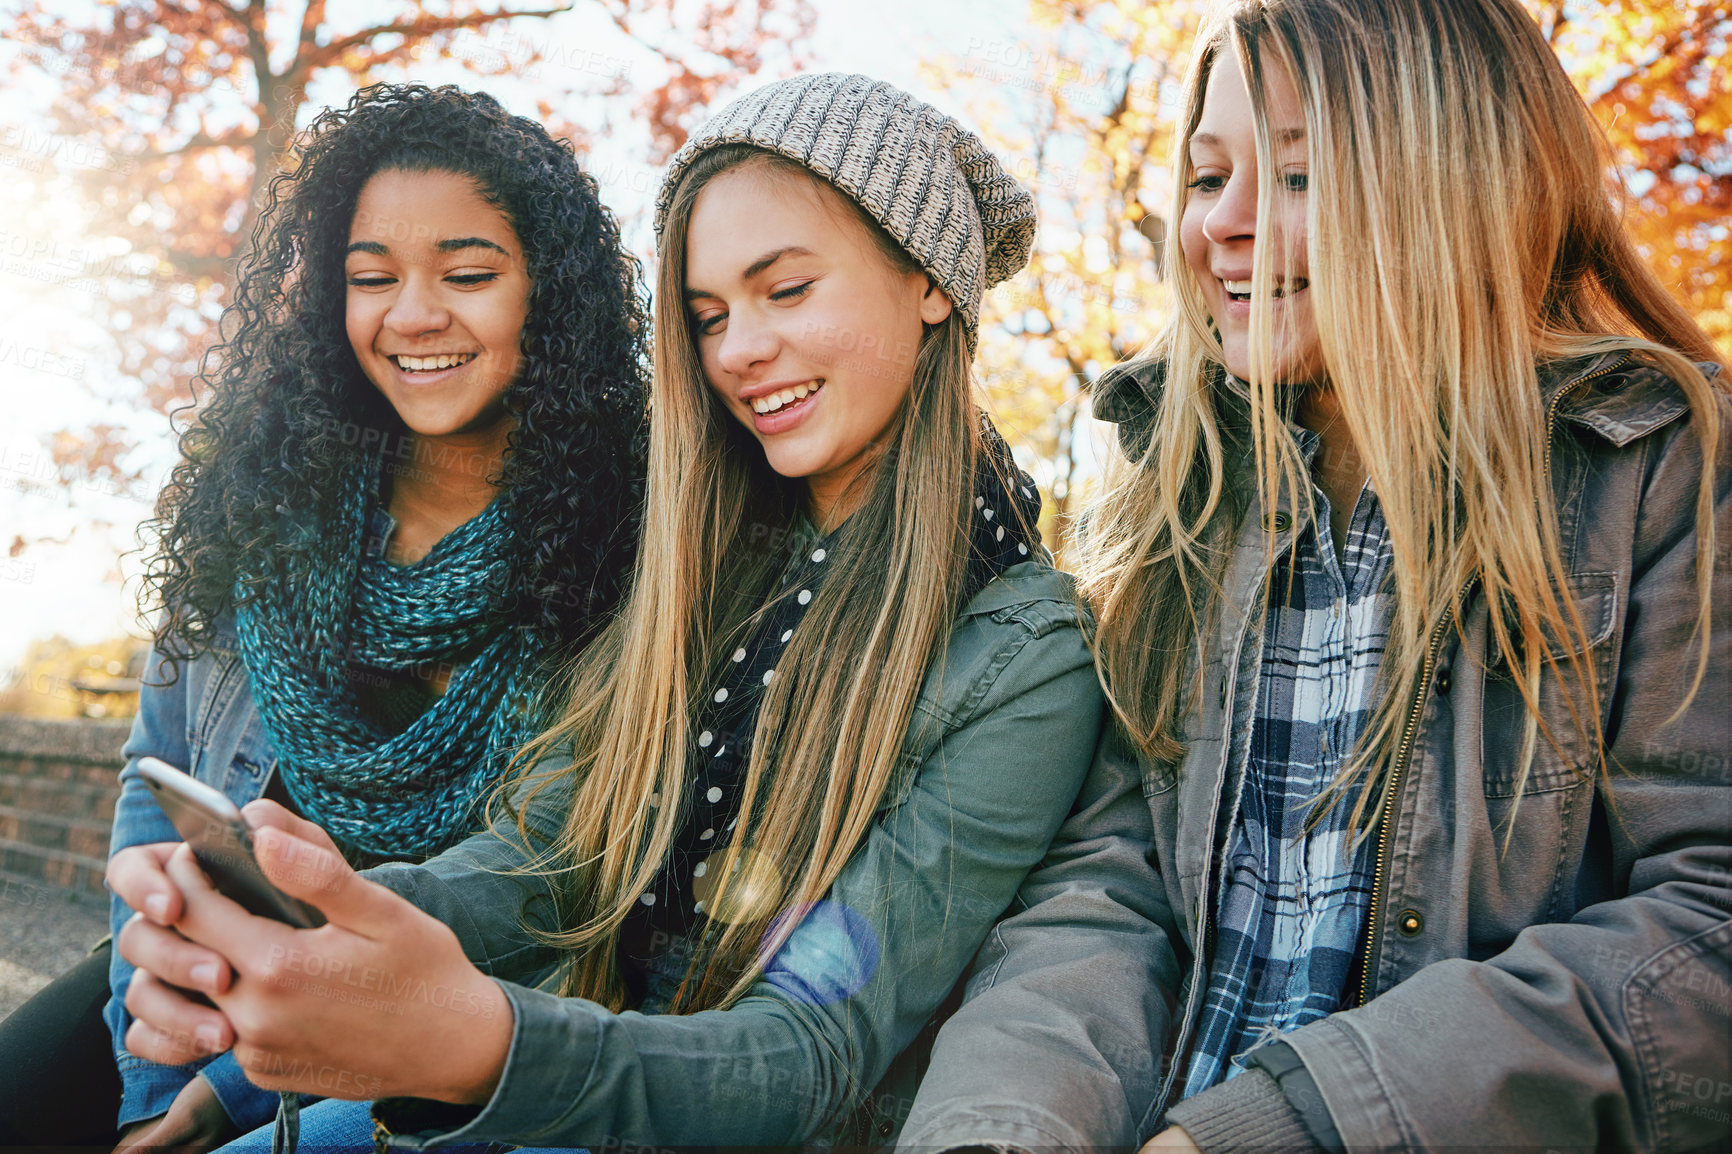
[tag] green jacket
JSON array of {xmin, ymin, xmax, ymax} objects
[{"xmin": 362, "ymin": 560, "xmax": 1104, "ymax": 1147}]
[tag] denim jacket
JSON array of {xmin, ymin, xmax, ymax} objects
[
  {"xmin": 901, "ymin": 353, "xmax": 1732, "ymax": 1152},
  {"xmin": 105, "ymin": 617, "xmax": 286, "ymax": 1129},
  {"xmin": 350, "ymin": 561, "xmax": 1103, "ymax": 1148},
  {"xmin": 107, "ymin": 507, "xmax": 420, "ymax": 1131}
]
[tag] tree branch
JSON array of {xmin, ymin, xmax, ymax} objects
[
  {"xmin": 134, "ymin": 128, "xmax": 259, "ymax": 161},
  {"xmin": 1591, "ymin": 6, "xmax": 1723, "ymax": 91},
  {"xmin": 160, "ymin": 250, "xmax": 239, "ymax": 280},
  {"xmin": 598, "ymin": 4, "xmax": 682, "ymax": 67},
  {"xmin": 296, "ymin": 0, "xmax": 328, "ymax": 63},
  {"xmin": 300, "ymin": 3, "xmax": 575, "ymax": 71},
  {"xmin": 236, "ymin": 0, "xmax": 278, "ymax": 92}
]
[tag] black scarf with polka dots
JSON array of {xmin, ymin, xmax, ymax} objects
[{"xmin": 617, "ymin": 421, "xmax": 1043, "ymax": 994}]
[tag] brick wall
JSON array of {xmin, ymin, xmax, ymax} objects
[{"xmin": 0, "ymin": 717, "xmax": 129, "ymax": 897}]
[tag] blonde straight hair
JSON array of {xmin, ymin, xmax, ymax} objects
[
  {"xmin": 504, "ymin": 145, "xmax": 992, "ymax": 1012},
  {"xmin": 1078, "ymin": 0, "xmax": 1726, "ymax": 832}
]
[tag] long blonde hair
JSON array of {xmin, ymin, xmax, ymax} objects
[
  {"xmin": 505, "ymin": 145, "xmax": 994, "ymax": 1012},
  {"xmin": 1079, "ymin": 0, "xmax": 1726, "ymax": 831}
]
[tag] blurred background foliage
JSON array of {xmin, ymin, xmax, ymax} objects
[
  {"xmin": 0, "ymin": 0, "xmax": 1724, "ymax": 697},
  {"xmin": 949, "ymin": 0, "xmax": 1729, "ymax": 550},
  {"xmin": 0, "ymin": 634, "xmax": 148, "ymax": 719}
]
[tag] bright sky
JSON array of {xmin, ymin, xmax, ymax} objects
[{"xmin": 0, "ymin": 0, "xmax": 1034, "ymax": 670}]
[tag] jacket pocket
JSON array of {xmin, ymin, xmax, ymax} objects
[
  {"xmin": 187, "ymin": 650, "xmax": 245, "ymax": 781},
  {"xmin": 1625, "ymin": 920, "xmax": 1732, "ymax": 1152},
  {"xmin": 1481, "ymin": 571, "xmax": 1619, "ymax": 798},
  {"xmin": 220, "ymin": 742, "xmax": 276, "ymax": 802},
  {"xmin": 1485, "ymin": 571, "xmax": 1618, "ymax": 664},
  {"xmin": 209, "ymin": 676, "xmax": 278, "ymax": 802}
]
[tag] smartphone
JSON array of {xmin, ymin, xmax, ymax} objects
[{"xmin": 134, "ymin": 756, "xmax": 326, "ymax": 929}]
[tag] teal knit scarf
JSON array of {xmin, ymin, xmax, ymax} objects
[{"xmin": 234, "ymin": 452, "xmax": 539, "ymax": 859}]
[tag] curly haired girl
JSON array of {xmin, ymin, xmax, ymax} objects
[{"xmin": 0, "ymin": 83, "xmax": 647, "ymax": 1148}]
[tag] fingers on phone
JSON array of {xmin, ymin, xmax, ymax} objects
[
  {"xmin": 238, "ymin": 798, "xmax": 291, "ymax": 831},
  {"xmin": 123, "ymin": 970, "xmax": 234, "ymax": 1064},
  {"xmin": 108, "ymin": 845, "xmax": 185, "ymax": 925},
  {"xmin": 244, "ymin": 799, "xmax": 341, "ymax": 855},
  {"xmin": 164, "ymin": 841, "xmax": 218, "ymax": 893},
  {"xmin": 240, "ymin": 799, "xmax": 303, "ymax": 839},
  {"xmin": 253, "ymin": 825, "xmax": 349, "ymax": 904},
  {"xmin": 118, "ymin": 913, "xmax": 232, "ymax": 995}
]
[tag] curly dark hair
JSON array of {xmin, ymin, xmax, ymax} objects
[{"xmin": 142, "ymin": 83, "xmax": 649, "ymax": 666}]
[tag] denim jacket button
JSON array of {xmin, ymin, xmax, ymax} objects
[
  {"xmin": 1397, "ymin": 909, "xmax": 1424, "ymax": 936},
  {"xmin": 1263, "ymin": 511, "xmax": 1292, "ymax": 533},
  {"xmin": 1434, "ymin": 669, "xmax": 1453, "ymax": 695},
  {"xmin": 877, "ymin": 1119, "xmax": 894, "ymax": 1138}
]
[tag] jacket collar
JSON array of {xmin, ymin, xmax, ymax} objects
[
  {"xmin": 1094, "ymin": 350, "xmax": 1708, "ymax": 453},
  {"xmin": 1091, "ymin": 358, "xmax": 1168, "ymax": 462},
  {"xmin": 1540, "ymin": 350, "xmax": 1701, "ymax": 448},
  {"xmin": 1092, "ymin": 357, "xmax": 1167, "ymax": 425}
]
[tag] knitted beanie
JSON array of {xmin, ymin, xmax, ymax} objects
[{"xmin": 653, "ymin": 72, "xmax": 1037, "ymax": 345}]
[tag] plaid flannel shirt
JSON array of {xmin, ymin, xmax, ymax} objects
[{"xmin": 1178, "ymin": 476, "xmax": 1393, "ymax": 1099}]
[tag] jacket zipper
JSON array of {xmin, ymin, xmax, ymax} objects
[
  {"xmin": 1354, "ymin": 352, "xmax": 1628, "ymax": 1005},
  {"xmin": 1542, "ymin": 353, "xmax": 1628, "ymax": 486},
  {"xmin": 1354, "ymin": 578, "xmax": 1472, "ymax": 1005}
]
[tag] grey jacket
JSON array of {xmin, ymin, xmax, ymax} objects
[
  {"xmin": 901, "ymin": 352, "xmax": 1732, "ymax": 1152},
  {"xmin": 360, "ymin": 561, "xmax": 1105, "ymax": 1148}
]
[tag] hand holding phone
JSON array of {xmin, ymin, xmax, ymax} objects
[{"xmin": 134, "ymin": 757, "xmax": 326, "ymax": 928}]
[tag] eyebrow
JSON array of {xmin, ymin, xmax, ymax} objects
[
  {"xmin": 683, "ymin": 246, "xmax": 816, "ymax": 302},
  {"xmin": 437, "ymin": 236, "xmax": 509, "ymax": 255},
  {"xmin": 344, "ymin": 237, "xmax": 510, "ymax": 256},
  {"xmin": 1190, "ymin": 127, "xmax": 1306, "ymax": 148}
]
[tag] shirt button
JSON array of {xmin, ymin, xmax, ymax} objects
[{"xmin": 1397, "ymin": 909, "xmax": 1425, "ymax": 937}]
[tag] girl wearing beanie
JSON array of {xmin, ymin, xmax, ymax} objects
[
  {"xmin": 902, "ymin": 0, "xmax": 1729, "ymax": 1150},
  {"xmin": 108, "ymin": 73, "xmax": 1104, "ymax": 1150}
]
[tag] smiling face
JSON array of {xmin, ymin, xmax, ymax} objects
[
  {"xmin": 682, "ymin": 162, "xmax": 952, "ymax": 525},
  {"xmin": 1179, "ymin": 51, "xmax": 1323, "ymax": 385},
  {"xmin": 344, "ymin": 169, "xmax": 531, "ymax": 438}
]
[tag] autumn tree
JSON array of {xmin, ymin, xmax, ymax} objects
[
  {"xmin": 1530, "ymin": 0, "xmax": 1731, "ymax": 352},
  {"xmin": 7, "ymin": 0, "xmax": 814, "ymax": 494},
  {"xmin": 932, "ymin": 0, "xmax": 1206, "ymax": 553},
  {"xmin": 945, "ymin": 0, "xmax": 1727, "ymax": 557}
]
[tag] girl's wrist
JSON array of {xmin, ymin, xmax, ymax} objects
[{"xmin": 439, "ymin": 978, "xmax": 513, "ymax": 1105}]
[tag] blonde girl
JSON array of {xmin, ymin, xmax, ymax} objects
[
  {"xmin": 902, "ymin": 0, "xmax": 1731, "ymax": 1149},
  {"xmin": 107, "ymin": 73, "xmax": 1106, "ymax": 1150}
]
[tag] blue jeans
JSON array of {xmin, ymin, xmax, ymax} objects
[
  {"xmin": 220, "ymin": 1096, "xmax": 587, "ymax": 1153},
  {"xmin": 221, "ymin": 1098, "xmax": 384, "ymax": 1153}
]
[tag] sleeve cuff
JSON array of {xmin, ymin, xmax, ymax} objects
[
  {"xmin": 115, "ymin": 1055, "xmax": 210, "ymax": 1128},
  {"xmin": 370, "ymin": 1098, "xmax": 483, "ymax": 1143},
  {"xmin": 200, "ymin": 1054, "xmax": 284, "ymax": 1131},
  {"xmin": 373, "ymin": 978, "xmax": 573, "ymax": 1147},
  {"xmin": 1162, "ymin": 1067, "xmax": 1320, "ymax": 1153}
]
